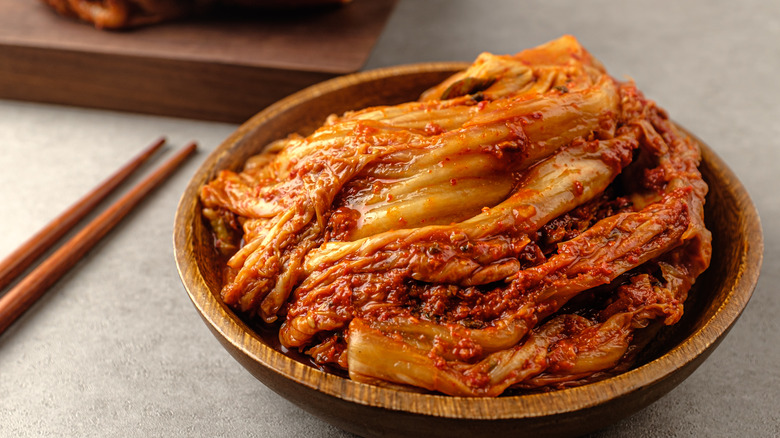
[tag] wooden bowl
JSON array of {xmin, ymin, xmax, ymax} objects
[{"xmin": 173, "ymin": 63, "xmax": 763, "ymax": 438}]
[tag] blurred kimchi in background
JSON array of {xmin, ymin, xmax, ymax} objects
[{"xmin": 40, "ymin": 0, "xmax": 353, "ymax": 29}]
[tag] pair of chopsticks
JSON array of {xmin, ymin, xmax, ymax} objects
[{"xmin": 0, "ymin": 138, "xmax": 197, "ymax": 335}]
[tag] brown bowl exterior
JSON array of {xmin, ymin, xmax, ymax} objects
[{"xmin": 173, "ymin": 63, "xmax": 763, "ymax": 438}]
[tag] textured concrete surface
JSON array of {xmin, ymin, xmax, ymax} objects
[{"xmin": 1, "ymin": 1, "xmax": 777, "ymax": 437}]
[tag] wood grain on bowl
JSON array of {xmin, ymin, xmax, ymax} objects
[{"xmin": 173, "ymin": 64, "xmax": 762, "ymax": 438}]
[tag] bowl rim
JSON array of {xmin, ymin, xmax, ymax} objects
[{"xmin": 174, "ymin": 62, "xmax": 764, "ymax": 420}]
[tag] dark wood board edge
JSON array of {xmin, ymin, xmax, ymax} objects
[
  {"xmin": 0, "ymin": 43, "xmax": 336, "ymax": 123},
  {"xmin": 1, "ymin": 0, "xmax": 398, "ymax": 74}
]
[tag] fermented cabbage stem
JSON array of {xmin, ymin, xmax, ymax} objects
[{"xmin": 200, "ymin": 35, "xmax": 711, "ymax": 396}]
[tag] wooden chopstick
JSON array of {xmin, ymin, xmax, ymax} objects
[
  {"xmin": 0, "ymin": 141, "xmax": 197, "ymax": 335},
  {"xmin": 0, "ymin": 137, "xmax": 166, "ymax": 291}
]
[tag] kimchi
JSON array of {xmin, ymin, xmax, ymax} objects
[
  {"xmin": 200, "ymin": 35, "xmax": 712, "ymax": 396},
  {"xmin": 41, "ymin": 0, "xmax": 349, "ymax": 29}
]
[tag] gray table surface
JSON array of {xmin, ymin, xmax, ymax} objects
[{"xmin": 1, "ymin": 1, "xmax": 777, "ymax": 437}]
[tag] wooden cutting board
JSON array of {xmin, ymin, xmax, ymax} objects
[{"xmin": 0, "ymin": 0, "xmax": 396, "ymax": 123}]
